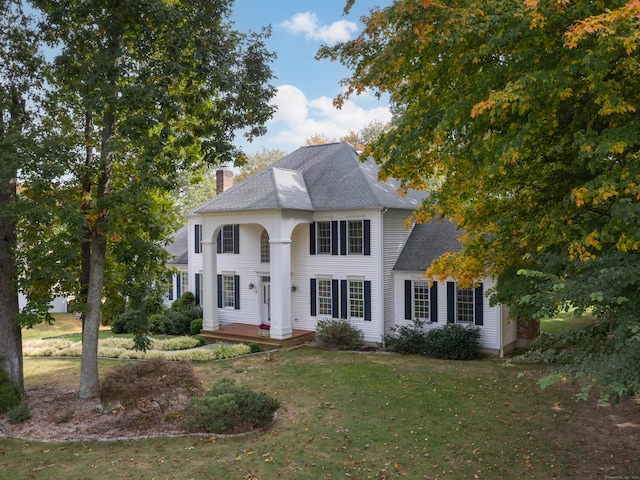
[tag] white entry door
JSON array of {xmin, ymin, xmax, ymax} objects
[{"xmin": 261, "ymin": 276, "xmax": 271, "ymax": 324}]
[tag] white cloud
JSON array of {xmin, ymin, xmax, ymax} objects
[
  {"xmin": 245, "ymin": 84, "xmax": 391, "ymax": 153},
  {"xmin": 281, "ymin": 12, "xmax": 358, "ymax": 45}
]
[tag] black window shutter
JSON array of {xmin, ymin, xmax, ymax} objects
[
  {"xmin": 194, "ymin": 225, "xmax": 201, "ymax": 254},
  {"xmin": 195, "ymin": 273, "xmax": 201, "ymax": 306},
  {"xmin": 234, "ymin": 275, "xmax": 240, "ymax": 309},
  {"xmin": 364, "ymin": 220, "xmax": 371, "ymax": 256},
  {"xmin": 447, "ymin": 281, "xmax": 455, "ymax": 324},
  {"xmin": 430, "ymin": 282, "xmax": 438, "ymax": 322},
  {"xmin": 309, "ymin": 222, "xmax": 316, "ymax": 255},
  {"xmin": 364, "ymin": 280, "xmax": 372, "ymax": 321},
  {"xmin": 233, "ymin": 225, "xmax": 240, "ymax": 254},
  {"xmin": 340, "ymin": 221, "xmax": 347, "ymax": 255},
  {"xmin": 474, "ymin": 283, "xmax": 484, "ymax": 326},
  {"xmin": 331, "ymin": 279, "xmax": 339, "ymax": 317},
  {"xmin": 176, "ymin": 274, "xmax": 181, "ymax": 299},
  {"xmin": 216, "ymin": 230, "xmax": 222, "ymax": 254},
  {"xmin": 331, "ymin": 220, "xmax": 338, "ymax": 255},
  {"xmin": 340, "ymin": 279, "xmax": 348, "ymax": 318},
  {"xmin": 217, "ymin": 274, "xmax": 222, "ymax": 308},
  {"xmin": 168, "ymin": 275, "xmax": 174, "ymax": 301},
  {"xmin": 310, "ymin": 278, "xmax": 317, "ymax": 316},
  {"xmin": 404, "ymin": 280, "xmax": 412, "ymax": 320}
]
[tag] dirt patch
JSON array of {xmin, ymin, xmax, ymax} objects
[{"xmin": 0, "ymin": 385, "xmax": 191, "ymax": 442}]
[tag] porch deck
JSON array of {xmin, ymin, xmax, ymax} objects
[{"xmin": 199, "ymin": 323, "xmax": 315, "ymax": 350}]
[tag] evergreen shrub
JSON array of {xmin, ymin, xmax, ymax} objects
[
  {"xmin": 315, "ymin": 318, "xmax": 363, "ymax": 350},
  {"xmin": 425, "ymin": 324, "xmax": 481, "ymax": 360},
  {"xmin": 383, "ymin": 319, "xmax": 430, "ymax": 355},
  {"xmin": 182, "ymin": 378, "xmax": 280, "ymax": 434}
]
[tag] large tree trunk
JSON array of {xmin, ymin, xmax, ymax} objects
[
  {"xmin": 0, "ymin": 89, "xmax": 25, "ymax": 392},
  {"xmin": 78, "ymin": 106, "xmax": 115, "ymax": 399},
  {"xmin": 0, "ymin": 177, "xmax": 23, "ymax": 393},
  {"xmin": 78, "ymin": 228, "xmax": 106, "ymax": 398}
]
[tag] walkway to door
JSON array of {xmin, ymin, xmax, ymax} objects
[{"xmin": 200, "ymin": 323, "xmax": 315, "ymax": 349}]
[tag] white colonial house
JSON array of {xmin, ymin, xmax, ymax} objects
[{"xmin": 184, "ymin": 142, "xmax": 519, "ymax": 356}]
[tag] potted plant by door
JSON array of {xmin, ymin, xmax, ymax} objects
[{"xmin": 258, "ymin": 323, "xmax": 271, "ymax": 338}]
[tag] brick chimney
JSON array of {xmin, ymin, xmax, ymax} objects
[{"xmin": 216, "ymin": 166, "xmax": 233, "ymax": 195}]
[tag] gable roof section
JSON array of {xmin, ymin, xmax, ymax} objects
[
  {"xmin": 193, "ymin": 142, "xmax": 426, "ymax": 214},
  {"xmin": 393, "ymin": 219, "xmax": 462, "ymax": 272},
  {"xmin": 166, "ymin": 225, "xmax": 188, "ymax": 265}
]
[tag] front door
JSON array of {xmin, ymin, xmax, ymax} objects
[{"xmin": 261, "ymin": 276, "xmax": 271, "ymax": 325}]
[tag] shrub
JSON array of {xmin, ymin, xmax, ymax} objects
[
  {"xmin": 110, "ymin": 314, "xmax": 129, "ymax": 334},
  {"xmin": 182, "ymin": 378, "xmax": 280, "ymax": 434},
  {"xmin": 171, "ymin": 291, "xmax": 195, "ymax": 311},
  {"xmin": 99, "ymin": 357, "xmax": 203, "ymax": 413},
  {"xmin": 383, "ymin": 319, "xmax": 430, "ymax": 355},
  {"xmin": 7, "ymin": 401, "xmax": 31, "ymax": 424},
  {"xmin": 315, "ymin": 318, "xmax": 363, "ymax": 350},
  {"xmin": 0, "ymin": 369, "xmax": 22, "ymax": 415},
  {"xmin": 248, "ymin": 342, "xmax": 261, "ymax": 353},
  {"xmin": 425, "ymin": 324, "xmax": 481, "ymax": 360},
  {"xmin": 160, "ymin": 306, "xmax": 203, "ymax": 336},
  {"xmin": 190, "ymin": 318, "xmax": 203, "ymax": 335}
]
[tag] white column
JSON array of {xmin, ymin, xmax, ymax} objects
[
  {"xmin": 269, "ymin": 239, "xmax": 292, "ymax": 339},
  {"xmin": 201, "ymin": 240, "xmax": 219, "ymax": 331}
]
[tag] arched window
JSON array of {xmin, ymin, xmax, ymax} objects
[{"xmin": 260, "ymin": 229, "xmax": 270, "ymax": 263}]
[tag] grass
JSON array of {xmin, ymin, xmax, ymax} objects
[
  {"xmin": 1, "ymin": 349, "xmax": 638, "ymax": 479},
  {"xmin": 20, "ymin": 313, "xmax": 115, "ymax": 341},
  {"xmin": 3, "ymin": 312, "xmax": 636, "ymax": 479},
  {"xmin": 540, "ymin": 309, "xmax": 596, "ymax": 334}
]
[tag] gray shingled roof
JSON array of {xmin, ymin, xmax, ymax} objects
[
  {"xmin": 166, "ymin": 225, "xmax": 188, "ymax": 265},
  {"xmin": 193, "ymin": 142, "xmax": 426, "ymax": 214},
  {"xmin": 393, "ymin": 219, "xmax": 462, "ymax": 272}
]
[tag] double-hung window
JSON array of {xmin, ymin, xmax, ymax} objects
[
  {"xmin": 348, "ymin": 280, "xmax": 364, "ymax": 318},
  {"xmin": 317, "ymin": 279, "xmax": 333, "ymax": 316},
  {"xmin": 413, "ymin": 281, "xmax": 430, "ymax": 320},
  {"xmin": 446, "ymin": 282, "xmax": 484, "ymax": 326},
  {"xmin": 348, "ymin": 220, "xmax": 363, "ymax": 255},
  {"xmin": 217, "ymin": 225, "xmax": 240, "ymax": 254},
  {"xmin": 222, "ymin": 274, "xmax": 235, "ymax": 308},
  {"xmin": 316, "ymin": 221, "xmax": 332, "ymax": 254},
  {"xmin": 217, "ymin": 274, "xmax": 240, "ymax": 310},
  {"xmin": 404, "ymin": 280, "xmax": 438, "ymax": 322},
  {"xmin": 456, "ymin": 287, "xmax": 474, "ymax": 323},
  {"xmin": 222, "ymin": 225, "xmax": 235, "ymax": 253},
  {"xmin": 181, "ymin": 272, "xmax": 189, "ymax": 293}
]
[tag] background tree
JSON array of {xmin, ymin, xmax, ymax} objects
[
  {"xmin": 304, "ymin": 133, "xmax": 336, "ymax": 146},
  {"xmin": 235, "ymin": 147, "xmax": 285, "ymax": 182},
  {"xmin": 0, "ymin": 0, "xmax": 44, "ymax": 392},
  {"xmin": 319, "ymin": 0, "xmax": 640, "ymax": 401},
  {"xmin": 25, "ymin": 0, "xmax": 275, "ymax": 398}
]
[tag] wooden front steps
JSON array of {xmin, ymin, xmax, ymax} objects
[{"xmin": 199, "ymin": 323, "xmax": 315, "ymax": 350}]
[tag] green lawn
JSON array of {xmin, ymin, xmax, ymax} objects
[
  {"xmin": 20, "ymin": 313, "xmax": 117, "ymax": 341},
  {"xmin": 540, "ymin": 309, "xmax": 596, "ymax": 334},
  {"xmin": 2, "ymin": 347, "xmax": 638, "ymax": 479},
  {"xmin": 3, "ymin": 313, "xmax": 636, "ymax": 479}
]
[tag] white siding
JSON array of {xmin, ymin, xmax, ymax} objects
[
  {"xmin": 216, "ymin": 223, "xmax": 264, "ymax": 326},
  {"xmin": 392, "ymin": 273, "xmax": 506, "ymax": 352},
  {"xmin": 382, "ymin": 209, "xmax": 415, "ymax": 334},
  {"xmin": 291, "ymin": 210, "xmax": 384, "ymax": 343}
]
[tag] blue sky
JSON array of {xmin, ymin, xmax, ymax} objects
[{"xmin": 231, "ymin": 0, "xmax": 392, "ymax": 156}]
